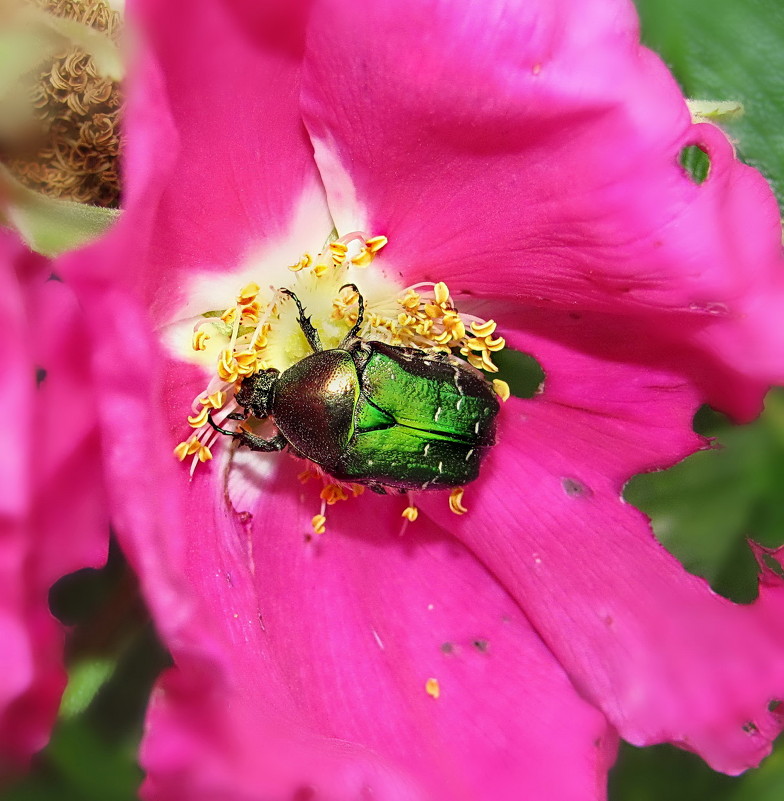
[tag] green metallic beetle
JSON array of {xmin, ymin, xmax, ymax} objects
[{"xmin": 209, "ymin": 284, "xmax": 500, "ymax": 492}]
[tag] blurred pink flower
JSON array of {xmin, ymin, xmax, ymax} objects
[
  {"xmin": 0, "ymin": 231, "xmax": 108, "ymax": 772},
  {"xmin": 62, "ymin": 0, "xmax": 784, "ymax": 797}
]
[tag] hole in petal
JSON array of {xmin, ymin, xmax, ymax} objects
[
  {"xmin": 624, "ymin": 393, "xmax": 784, "ymax": 604},
  {"xmin": 492, "ymin": 347, "xmax": 545, "ymax": 399},
  {"xmin": 35, "ymin": 366, "xmax": 47, "ymax": 386},
  {"xmin": 679, "ymin": 144, "xmax": 711, "ymax": 184}
]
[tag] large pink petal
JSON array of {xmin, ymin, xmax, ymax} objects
[
  {"xmin": 418, "ymin": 319, "xmax": 784, "ymax": 774},
  {"xmin": 0, "ymin": 235, "xmax": 108, "ymax": 769},
  {"xmin": 120, "ymin": 0, "xmax": 329, "ymax": 322},
  {"xmin": 300, "ymin": 0, "xmax": 784, "ymax": 389}
]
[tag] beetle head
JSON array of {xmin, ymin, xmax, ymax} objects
[{"xmin": 235, "ymin": 368, "xmax": 279, "ymax": 418}]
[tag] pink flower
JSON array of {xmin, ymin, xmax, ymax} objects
[
  {"xmin": 0, "ymin": 231, "xmax": 108, "ymax": 770},
  {"xmin": 63, "ymin": 0, "xmax": 784, "ymax": 797}
]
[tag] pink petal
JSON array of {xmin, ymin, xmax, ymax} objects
[
  {"xmin": 0, "ymin": 234, "xmax": 108, "ymax": 767},
  {"xmin": 300, "ymin": 0, "xmax": 784, "ymax": 391},
  {"xmin": 418, "ymin": 319, "xmax": 784, "ymax": 774},
  {"xmin": 124, "ymin": 0, "xmax": 329, "ymax": 321}
]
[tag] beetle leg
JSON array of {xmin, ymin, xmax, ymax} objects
[
  {"xmin": 235, "ymin": 431, "xmax": 288, "ymax": 453},
  {"xmin": 225, "ymin": 412, "xmax": 248, "ymax": 421},
  {"xmin": 279, "ymin": 288, "xmax": 322, "ymax": 352},
  {"xmin": 207, "ymin": 411, "xmax": 241, "ymax": 437},
  {"xmin": 339, "ymin": 282, "xmax": 365, "ymax": 343}
]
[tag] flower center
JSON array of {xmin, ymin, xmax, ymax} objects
[
  {"xmin": 0, "ymin": 0, "xmax": 122, "ymax": 207},
  {"xmin": 174, "ymin": 232, "xmax": 509, "ymax": 533}
]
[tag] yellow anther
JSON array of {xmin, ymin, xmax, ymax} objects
[
  {"xmin": 449, "ymin": 487, "xmax": 468, "ymax": 515},
  {"xmin": 197, "ymin": 443, "xmax": 213, "ymax": 462},
  {"xmin": 234, "ymin": 351, "xmax": 257, "ymax": 368},
  {"xmin": 201, "ymin": 390, "xmax": 225, "ymax": 409},
  {"xmin": 311, "ymin": 514, "xmax": 327, "ymax": 535},
  {"xmin": 465, "ymin": 338, "xmax": 487, "ymax": 352},
  {"xmin": 220, "ymin": 307, "xmax": 237, "ymax": 324},
  {"xmin": 173, "ymin": 441, "xmax": 191, "ymax": 461},
  {"xmin": 433, "ymin": 282, "xmax": 450, "ymax": 306},
  {"xmin": 442, "ymin": 313, "xmax": 466, "ymax": 340},
  {"xmin": 320, "ymin": 484, "xmax": 349, "ymax": 505},
  {"xmin": 366, "ymin": 235, "xmax": 388, "ymax": 253},
  {"xmin": 313, "ymin": 260, "xmax": 330, "ymax": 277},
  {"xmin": 397, "ymin": 312, "xmax": 415, "ymax": 326},
  {"xmin": 402, "ymin": 505, "xmax": 419, "ymax": 522},
  {"xmin": 399, "ymin": 291, "xmax": 421, "ymax": 311},
  {"xmin": 480, "ymin": 351, "xmax": 499, "ymax": 373},
  {"xmin": 186, "ymin": 438, "xmax": 202, "ymax": 455},
  {"xmin": 298, "ymin": 469, "xmax": 317, "ymax": 484},
  {"xmin": 192, "ymin": 329, "xmax": 210, "ymax": 351},
  {"xmin": 469, "ymin": 319, "xmax": 497, "ymax": 337},
  {"xmin": 351, "ymin": 484, "xmax": 365, "ymax": 497},
  {"xmin": 187, "ymin": 407, "xmax": 210, "ymax": 428},
  {"xmin": 237, "ymin": 282, "xmax": 260, "ymax": 303},
  {"xmin": 425, "ymin": 678, "xmax": 441, "ymax": 699},
  {"xmin": 351, "ymin": 247, "xmax": 373, "ymax": 268},
  {"xmin": 492, "ymin": 379, "xmax": 511, "ymax": 402},
  {"xmin": 424, "ymin": 303, "xmax": 442, "ymax": 319},
  {"xmin": 329, "ymin": 242, "xmax": 348, "ymax": 265},
  {"xmin": 433, "ymin": 330, "xmax": 453, "ymax": 345},
  {"xmin": 485, "ymin": 335, "xmax": 505, "ymax": 352},
  {"xmin": 289, "ymin": 253, "xmax": 312, "ymax": 272}
]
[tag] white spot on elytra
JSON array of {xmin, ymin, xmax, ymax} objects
[
  {"xmin": 465, "ymin": 448, "xmax": 474, "ymax": 461},
  {"xmin": 434, "ymin": 406, "xmax": 442, "ymax": 422}
]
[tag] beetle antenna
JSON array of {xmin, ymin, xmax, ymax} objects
[
  {"xmin": 339, "ymin": 283, "xmax": 365, "ymax": 342},
  {"xmin": 279, "ymin": 288, "xmax": 322, "ymax": 352}
]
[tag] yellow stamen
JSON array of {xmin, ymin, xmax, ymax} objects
[
  {"xmin": 186, "ymin": 438, "xmax": 202, "ymax": 456},
  {"xmin": 197, "ymin": 443, "xmax": 213, "ymax": 462},
  {"xmin": 201, "ymin": 390, "xmax": 225, "ymax": 409},
  {"xmin": 237, "ymin": 282, "xmax": 260, "ymax": 304},
  {"xmin": 320, "ymin": 484, "xmax": 349, "ymax": 505},
  {"xmin": 298, "ymin": 469, "xmax": 317, "ymax": 484},
  {"xmin": 173, "ymin": 440, "xmax": 191, "ymax": 461},
  {"xmin": 366, "ymin": 235, "xmax": 388, "ymax": 253},
  {"xmin": 470, "ymin": 319, "xmax": 497, "ymax": 337},
  {"xmin": 192, "ymin": 329, "xmax": 209, "ymax": 351},
  {"xmin": 425, "ymin": 678, "xmax": 441, "ymax": 699},
  {"xmin": 492, "ymin": 379, "xmax": 511, "ymax": 402},
  {"xmin": 289, "ymin": 253, "xmax": 312, "ymax": 272},
  {"xmin": 187, "ymin": 407, "xmax": 210, "ymax": 428},
  {"xmin": 311, "ymin": 514, "xmax": 327, "ymax": 535},
  {"xmin": 351, "ymin": 247, "xmax": 373, "ymax": 267},
  {"xmin": 402, "ymin": 505, "xmax": 419, "ymax": 522},
  {"xmin": 449, "ymin": 487, "xmax": 468, "ymax": 515},
  {"xmin": 433, "ymin": 282, "xmax": 450, "ymax": 306}
]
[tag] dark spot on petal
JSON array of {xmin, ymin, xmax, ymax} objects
[
  {"xmin": 292, "ymin": 787, "xmax": 316, "ymax": 801},
  {"xmin": 237, "ymin": 510, "xmax": 252, "ymax": 524},
  {"xmin": 47, "ymin": 272, "xmax": 63, "ymax": 282},
  {"xmin": 36, "ymin": 367, "xmax": 47, "ymax": 386},
  {"xmin": 742, "ymin": 721, "xmax": 759, "ymax": 734},
  {"xmin": 562, "ymin": 477, "xmax": 592, "ymax": 498},
  {"xmin": 769, "ymin": 699, "xmax": 782, "ymax": 713},
  {"xmin": 304, "ymin": 533, "xmax": 313, "ymax": 543},
  {"xmin": 472, "ymin": 639, "xmax": 489, "ymax": 653},
  {"xmin": 440, "ymin": 642, "xmax": 454, "ymax": 654},
  {"xmin": 569, "ymin": 312, "xmax": 581, "ymax": 320},
  {"xmin": 603, "ymin": 615, "xmax": 614, "ymax": 627},
  {"xmin": 225, "ymin": 572, "xmax": 233, "ymax": 587}
]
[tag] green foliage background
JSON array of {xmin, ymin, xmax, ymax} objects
[{"xmin": 3, "ymin": 0, "xmax": 784, "ymax": 798}]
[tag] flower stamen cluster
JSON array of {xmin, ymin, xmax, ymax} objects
[{"xmin": 174, "ymin": 232, "xmax": 509, "ymax": 533}]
